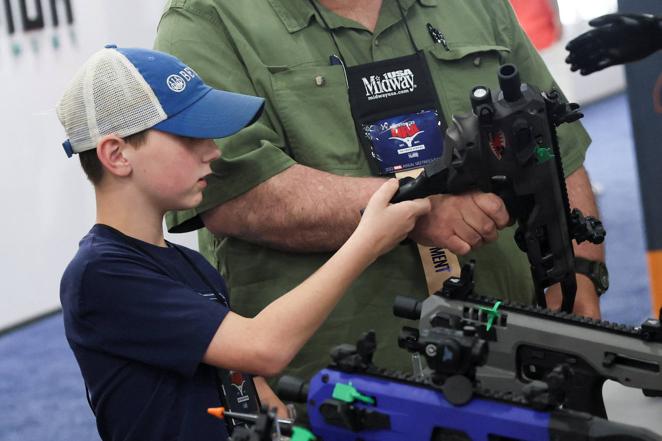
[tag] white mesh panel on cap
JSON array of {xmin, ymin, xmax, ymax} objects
[
  {"xmin": 56, "ymin": 64, "xmax": 91, "ymax": 151},
  {"xmin": 56, "ymin": 48, "xmax": 167, "ymax": 154}
]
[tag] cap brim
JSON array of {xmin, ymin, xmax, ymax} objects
[{"xmin": 153, "ymin": 88, "xmax": 264, "ymax": 139}]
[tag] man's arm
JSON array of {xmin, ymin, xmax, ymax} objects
[
  {"xmin": 201, "ymin": 164, "xmax": 510, "ymax": 255},
  {"xmin": 546, "ymin": 166, "xmax": 605, "ymax": 318},
  {"xmin": 202, "ymin": 164, "xmax": 384, "ymax": 252}
]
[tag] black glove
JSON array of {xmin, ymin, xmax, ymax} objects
[{"xmin": 565, "ymin": 13, "xmax": 662, "ymax": 75}]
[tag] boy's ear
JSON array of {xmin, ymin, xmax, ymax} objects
[{"xmin": 96, "ymin": 134, "xmax": 132, "ymax": 178}]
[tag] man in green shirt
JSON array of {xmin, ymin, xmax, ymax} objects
[{"xmin": 154, "ymin": 0, "xmax": 604, "ymax": 382}]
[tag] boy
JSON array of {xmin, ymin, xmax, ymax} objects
[{"xmin": 56, "ymin": 45, "xmax": 430, "ymax": 441}]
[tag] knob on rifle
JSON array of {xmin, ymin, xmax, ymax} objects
[
  {"xmin": 471, "ymin": 86, "xmax": 492, "ymax": 112},
  {"xmin": 498, "ymin": 64, "xmax": 523, "ymax": 102},
  {"xmin": 393, "ymin": 296, "xmax": 422, "ymax": 320},
  {"xmin": 276, "ymin": 376, "xmax": 309, "ymax": 403}
]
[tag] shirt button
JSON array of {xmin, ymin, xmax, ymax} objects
[
  {"xmin": 374, "ymin": 39, "xmax": 380, "ymax": 46},
  {"xmin": 314, "ymin": 75, "xmax": 326, "ymax": 87},
  {"xmin": 473, "ymin": 56, "xmax": 481, "ymax": 67}
]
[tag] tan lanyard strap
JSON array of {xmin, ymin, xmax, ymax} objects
[{"xmin": 395, "ymin": 168, "xmax": 461, "ymax": 295}]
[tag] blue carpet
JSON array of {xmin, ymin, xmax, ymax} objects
[
  {"xmin": 0, "ymin": 315, "xmax": 100, "ymax": 440},
  {"xmin": 0, "ymin": 92, "xmax": 652, "ymax": 440},
  {"xmin": 582, "ymin": 93, "xmax": 652, "ymax": 325}
]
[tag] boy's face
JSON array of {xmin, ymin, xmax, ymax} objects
[{"xmin": 126, "ymin": 130, "xmax": 220, "ymax": 211}]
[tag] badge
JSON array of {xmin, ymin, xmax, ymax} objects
[{"xmin": 361, "ymin": 109, "xmax": 444, "ymax": 174}]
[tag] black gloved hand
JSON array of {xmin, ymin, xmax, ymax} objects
[{"xmin": 565, "ymin": 13, "xmax": 662, "ymax": 75}]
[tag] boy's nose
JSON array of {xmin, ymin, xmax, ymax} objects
[{"xmin": 202, "ymin": 140, "xmax": 221, "ymax": 162}]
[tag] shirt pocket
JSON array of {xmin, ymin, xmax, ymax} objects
[
  {"xmin": 268, "ymin": 64, "xmax": 365, "ymax": 173},
  {"xmin": 426, "ymin": 44, "xmax": 511, "ymax": 118}
]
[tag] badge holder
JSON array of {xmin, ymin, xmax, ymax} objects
[
  {"xmin": 346, "ymin": 52, "xmax": 461, "ymax": 293},
  {"xmin": 347, "ymin": 52, "xmax": 445, "ymax": 176},
  {"xmin": 217, "ymin": 369, "xmax": 261, "ymax": 432}
]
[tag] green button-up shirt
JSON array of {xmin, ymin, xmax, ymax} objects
[{"xmin": 155, "ymin": 0, "xmax": 590, "ymax": 377}]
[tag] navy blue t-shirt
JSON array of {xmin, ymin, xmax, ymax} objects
[{"xmin": 60, "ymin": 224, "xmax": 232, "ymax": 441}]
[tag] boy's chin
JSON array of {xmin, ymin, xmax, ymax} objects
[{"xmin": 169, "ymin": 194, "xmax": 203, "ymax": 211}]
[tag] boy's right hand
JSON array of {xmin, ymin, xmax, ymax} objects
[{"xmin": 355, "ymin": 179, "xmax": 431, "ymax": 257}]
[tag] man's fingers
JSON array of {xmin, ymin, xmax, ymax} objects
[
  {"xmin": 459, "ymin": 202, "xmax": 498, "ymax": 243},
  {"xmin": 453, "ymin": 223, "xmax": 484, "ymax": 248},
  {"xmin": 445, "ymin": 235, "xmax": 471, "ymax": 256},
  {"xmin": 472, "ymin": 193, "xmax": 509, "ymax": 228}
]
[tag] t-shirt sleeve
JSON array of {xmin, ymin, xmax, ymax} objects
[
  {"xmin": 70, "ymin": 252, "xmax": 230, "ymax": 377},
  {"xmin": 155, "ymin": 5, "xmax": 295, "ymax": 232},
  {"xmin": 493, "ymin": 0, "xmax": 592, "ymax": 177}
]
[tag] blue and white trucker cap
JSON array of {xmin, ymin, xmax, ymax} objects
[{"xmin": 56, "ymin": 44, "xmax": 264, "ymax": 157}]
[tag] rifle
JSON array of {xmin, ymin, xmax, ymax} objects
[
  {"xmin": 394, "ymin": 262, "xmax": 662, "ymax": 418},
  {"xmin": 391, "ymin": 63, "xmax": 605, "ymax": 312},
  {"xmin": 277, "ymin": 326, "xmax": 660, "ymax": 441}
]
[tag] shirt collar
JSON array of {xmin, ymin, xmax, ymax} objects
[{"xmin": 268, "ymin": 0, "xmax": 438, "ymax": 33}]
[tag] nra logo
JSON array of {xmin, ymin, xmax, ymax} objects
[{"xmin": 389, "ymin": 121, "xmax": 424, "ymax": 148}]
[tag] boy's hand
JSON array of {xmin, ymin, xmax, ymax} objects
[{"xmin": 356, "ymin": 179, "xmax": 431, "ymax": 257}]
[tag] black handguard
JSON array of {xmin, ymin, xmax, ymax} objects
[{"xmin": 391, "ymin": 64, "xmax": 605, "ymax": 312}]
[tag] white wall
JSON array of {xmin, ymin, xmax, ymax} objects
[{"xmin": 0, "ymin": 0, "xmax": 197, "ymax": 331}]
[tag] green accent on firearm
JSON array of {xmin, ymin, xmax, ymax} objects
[
  {"xmin": 291, "ymin": 426, "xmax": 317, "ymax": 441},
  {"xmin": 332, "ymin": 382, "xmax": 375, "ymax": 404},
  {"xmin": 478, "ymin": 301, "xmax": 502, "ymax": 331},
  {"xmin": 535, "ymin": 146, "xmax": 554, "ymax": 163}
]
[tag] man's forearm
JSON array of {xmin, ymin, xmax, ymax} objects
[
  {"xmin": 201, "ymin": 164, "xmax": 385, "ymax": 252},
  {"xmin": 547, "ymin": 166, "xmax": 604, "ymax": 318}
]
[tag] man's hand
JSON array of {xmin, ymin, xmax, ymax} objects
[
  {"xmin": 409, "ymin": 192, "xmax": 510, "ymax": 255},
  {"xmin": 546, "ymin": 274, "xmax": 601, "ymax": 319},
  {"xmin": 566, "ymin": 13, "xmax": 662, "ymax": 75}
]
